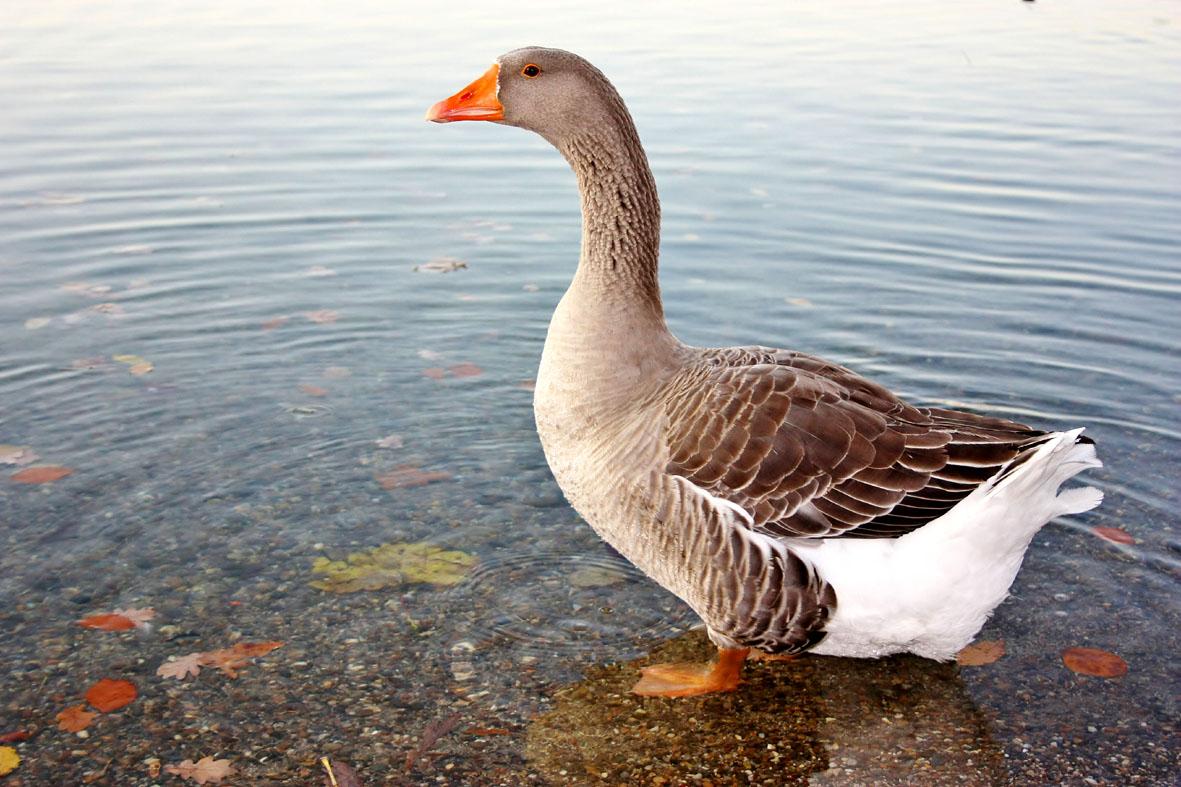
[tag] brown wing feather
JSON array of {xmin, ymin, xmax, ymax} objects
[{"xmin": 662, "ymin": 346, "xmax": 1045, "ymax": 539}]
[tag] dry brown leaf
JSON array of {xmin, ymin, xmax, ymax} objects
[
  {"xmin": 55, "ymin": 705, "xmax": 97, "ymax": 732},
  {"xmin": 1092, "ymin": 526, "xmax": 1135, "ymax": 545},
  {"xmin": 157, "ymin": 653, "xmax": 204, "ymax": 680},
  {"xmin": 374, "ymin": 434, "xmax": 403, "ymax": 450},
  {"xmin": 85, "ymin": 678, "xmax": 137, "ymax": 712},
  {"xmin": 304, "ymin": 309, "xmax": 340, "ymax": 324},
  {"xmin": 1062, "ymin": 647, "xmax": 1128, "ymax": 677},
  {"xmin": 448, "ymin": 362, "xmax": 483, "ymax": 378},
  {"xmin": 376, "ymin": 466, "xmax": 452, "ymax": 490},
  {"xmin": 10, "ymin": 465, "xmax": 73, "ymax": 484},
  {"xmin": 165, "ymin": 756, "xmax": 235, "ymax": 785},
  {"xmin": 0, "ymin": 445, "xmax": 39, "ymax": 466},
  {"xmin": 956, "ymin": 639, "xmax": 1005, "ymax": 666},
  {"xmin": 112, "ymin": 607, "xmax": 156, "ymax": 627}
]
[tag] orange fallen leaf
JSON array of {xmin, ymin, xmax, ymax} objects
[
  {"xmin": 376, "ymin": 466, "xmax": 452, "ymax": 490},
  {"xmin": 464, "ymin": 726, "xmax": 510, "ymax": 736},
  {"xmin": 261, "ymin": 316, "xmax": 289, "ymax": 331},
  {"xmin": 128, "ymin": 361, "xmax": 153, "ymax": 376},
  {"xmin": 422, "ymin": 367, "xmax": 447, "ymax": 380},
  {"xmin": 0, "ymin": 731, "xmax": 31, "ymax": 744},
  {"xmin": 199, "ymin": 640, "xmax": 284, "ymax": 678},
  {"xmin": 299, "ymin": 384, "xmax": 329, "ymax": 397},
  {"xmin": 1091, "ymin": 526, "xmax": 1135, "ymax": 545},
  {"xmin": 85, "ymin": 678, "xmax": 137, "ymax": 712},
  {"xmin": 10, "ymin": 465, "xmax": 73, "ymax": 484},
  {"xmin": 1062, "ymin": 647, "xmax": 1128, "ymax": 677},
  {"xmin": 956, "ymin": 639, "xmax": 1005, "ymax": 666},
  {"xmin": 165, "ymin": 756, "xmax": 234, "ymax": 784},
  {"xmin": 78, "ymin": 613, "xmax": 135, "ymax": 631},
  {"xmin": 448, "ymin": 362, "xmax": 483, "ymax": 378},
  {"xmin": 55, "ymin": 705, "xmax": 97, "ymax": 732},
  {"xmin": 78, "ymin": 607, "xmax": 154, "ymax": 631}
]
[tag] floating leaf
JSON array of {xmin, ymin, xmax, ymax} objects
[
  {"xmin": 261, "ymin": 316, "xmax": 289, "ymax": 331},
  {"xmin": 299, "ymin": 383, "xmax": 329, "ymax": 397},
  {"xmin": 165, "ymin": 757, "xmax": 235, "ymax": 785},
  {"xmin": 304, "ymin": 309, "xmax": 340, "ymax": 324},
  {"xmin": 1092, "ymin": 527, "xmax": 1135, "ymax": 545},
  {"xmin": 519, "ymin": 379, "xmax": 536, "ymax": 391},
  {"xmin": 1062, "ymin": 647, "xmax": 1127, "ymax": 677},
  {"xmin": 414, "ymin": 257, "xmax": 468, "ymax": 273},
  {"xmin": 85, "ymin": 678, "xmax": 137, "ymax": 712},
  {"xmin": 956, "ymin": 639, "xmax": 1005, "ymax": 666},
  {"xmin": 310, "ymin": 541, "xmax": 476, "ymax": 593},
  {"xmin": 128, "ymin": 361, "xmax": 153, "ymax": 376},
  {"xmin": 0, "ymin": 745, "xmax": 19, "ymax": 776},
  {"xmin": 376, "ymin": 465, "xmax": 451, "ymax": 490},
  {"xmin": 449, "ymin": 362, "xmax": 483, "ymax": 378},
  {"xmin": 10, "ymin": 465, "xmax": 73, "ymax": 484},
  {"xmin": 157, "ymin": 653, "xmax": 204, "ymax": 680},
  {"xmin": 56, "ymin": 705, "xmax": 97, "ymax": 732},
  {"xmin": 374, "ymin": 434, "xmax": 403, "ymax": 450},
  {"xmin": 0, "ymin": 445, "xmax": 39, "ymax": 466},
  {"xmin": 422, "ymin": 367, "xmax": 447, "ymax": 380}
]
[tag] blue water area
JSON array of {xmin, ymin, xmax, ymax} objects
[{"xmin": 1, "ymin": 1, "xmax": 1178, "ymax": 783}]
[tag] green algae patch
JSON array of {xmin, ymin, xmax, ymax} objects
[{"xmin": 310, "ymin": 541, "xmax": 476, "ymax": 592}]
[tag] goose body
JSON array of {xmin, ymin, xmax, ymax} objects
[{"xmin": 428, "ymin": 48, "xmax": 1102, "ymax": 694}]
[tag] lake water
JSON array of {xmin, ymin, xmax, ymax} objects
[{"xmin": 2, "ymin": 0, "xmax": 1178, "ymax": 784}]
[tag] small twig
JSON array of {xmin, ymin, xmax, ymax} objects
[{"xmin": 321, "ymin": 757, "xmax": 340, "ymax": 787}]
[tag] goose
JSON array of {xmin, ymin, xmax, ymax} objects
[{"xmin": 426, "ymin": 48, "xmax": 1102, "ymax": 697}]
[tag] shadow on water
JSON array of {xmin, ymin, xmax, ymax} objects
[{"xmin": 526, "ymin": 630, "xmax": 1005, "ymax": 786}]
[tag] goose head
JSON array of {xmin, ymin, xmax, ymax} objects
[{"xmin": 426, "ymin": 47, "xmax": 623, "ymax": 145}]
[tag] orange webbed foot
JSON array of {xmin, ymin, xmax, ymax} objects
[{"xmin": 631, "ymin": 647, "xmax": 749, "ymax": 697}]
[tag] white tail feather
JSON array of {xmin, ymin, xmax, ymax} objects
[{"xmin": 796, "ymin": 429, "xmax": 1102, "ymax": 660}]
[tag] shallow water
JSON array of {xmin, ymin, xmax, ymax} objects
[{"xmin": 2, "ymin": 0, "xmax": 1179, "ymax": 784}]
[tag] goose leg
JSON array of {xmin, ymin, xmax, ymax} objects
[{"xmin": 631, "ymin": 646, "xmax": 749, "ymax": 697}]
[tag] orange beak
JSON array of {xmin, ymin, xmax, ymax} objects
[{"xmin": 425, "ymin": 63, "xmax": 504, "ymax": 123}]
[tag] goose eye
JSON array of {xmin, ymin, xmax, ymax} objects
[{"xmin": 521, "ymin": 64, "xmax": 541, "ymax": 78}]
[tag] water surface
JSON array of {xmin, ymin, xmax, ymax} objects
[{"xmin": 2, "ymin": 1, "xmax": 1179, "ymax": 783}]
